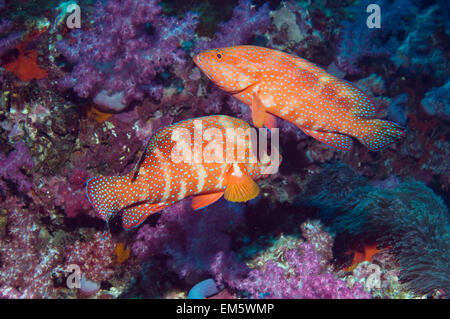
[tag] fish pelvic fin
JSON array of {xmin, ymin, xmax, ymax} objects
[
  {"xmin": 86, "ymin": 175, "xmax": 124, "ymax": 223},
  {"xmin": 192, "ymin": 192, "xmax": 224, "ymax": 210},
  {"xmin": 264, "ymin": 113, "xmax": 278, "ymax": 132},
  {"xmin": 251, "ymin": 91, "xmax": 267, "ymax": 128},
  {"xmin": 357, "ymin": 119, "xmax": 406, "ymax": 151}
]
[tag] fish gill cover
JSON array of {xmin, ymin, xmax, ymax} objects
[{"xmin": 0, "ymin": 0, "xmax": 448, "ymax": 299}]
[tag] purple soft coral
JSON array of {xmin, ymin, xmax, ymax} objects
[
  {"xmin": 56, "ymin": 0, "xmax": 198, "ymax": 110},
  {"xmin": 233, "ymin": 220, "xmax": 371, "ymax": 299},
  {"xmin": 0, "ymin": 20, "xmax": 21, "ymax": 62},
  {"xmin": 0, "ymin": 0, "xmax": 22, "ymax": 65},
  {"xmin": 237, "ymin": 242, "xmax": 370, "ymax": 299},
  {"xmin": 0, "ymin": 141, "xmax": 34, "ymax": 193},
  {"xmin": 132, "ymin": 199, "xmax": 249, "ymax": 284}
]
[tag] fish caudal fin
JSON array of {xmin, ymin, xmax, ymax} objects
[
  {"xmin": 357, "ymin": 119, "xmax": 406, "ymax": 151},
  {"xmin": 86, "ymin": 176, "xmax": 123, "ymax": 222}
]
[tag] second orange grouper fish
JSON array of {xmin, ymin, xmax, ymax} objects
[
  {"xmin": 86, "ymin": 115, "xmax": 274, "ymax": 230},
  {"xmin": 194, "ymin": 45, "xmax": 406, "ymax": 151}
]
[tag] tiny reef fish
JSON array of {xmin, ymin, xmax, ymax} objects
[
  {"xmin": 86, "ymin": 115, "xmax": 273, "ymax": 229},
  {"xmin": 194, "ymin": 45, "xmax": 406, "ymax": 151}
]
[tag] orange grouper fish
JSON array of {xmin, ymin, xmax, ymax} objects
[
  {"xmin": 193, "ymin": 45, "xmax": 406, "ymax": 151},
  {"xmin": 86, "ymin": 115, "xmax": 277, "ymax": 230}
]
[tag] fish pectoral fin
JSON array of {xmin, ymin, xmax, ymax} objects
[
  {"xmin": 251, "ymin": 91, "xmax": 266, "ymax": 128},
  {"xmin": 122, "ymin": 202, "xmax": 167, "ymax": 230},
  {"xmin": 191, "ymin": 192, "xmax": 224, "ymax": 211},
  {"xmin": 224, "ymin": 170, "xmax": 260, "ymax": 202},
  {"xmin": 302, "ymin": 128, "xmax": 353, "ymax": 151},
  {"xmin": 264, "ymin": 113, "xmax": 278, "ymax": 132}
]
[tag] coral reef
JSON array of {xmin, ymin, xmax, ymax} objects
[
  {"xmin": 64, "ymin": 232, "xmax": 116, "ymax": 283},
  {"xmin": 297, "ymin": 164, "xmax": 450, "ymax": 297},
  {"xmin": 0, "ymin": 141, "xmax": 34, "ymax": 193},
  {"xmin": 56, "ymin": 0, "xmax": 198, "ymax": 108},
  {"xmin": 234, "ymin": 220, "xmax": 370, "ymax": 299},
  {"xmin": 393, "ymin": 4, "xmax": 447, "ymax": 82},
  {"xmin": 0, "ymin": 20, "xmax": 21, "ymax": 64},
  {"xmin": 0, "ymin": 196, "xmax": 62, "ymax": 298},
  {"xmin": 194, "ymin": 0, "xmax": 271, "ymax": 52},
  {"xmin": 421, "ymin": 81, "xmax": 450, "ymax": 121},
  {"xmin": 0, "ymin": 0, "xmax": 448, "ymax": 300},
  {"xmin": 335, "ymin": 0, "xmax": 414, "ymax": 75},
  {"xmin": 132, "ymin": 200, "xmax": 249, "ymax": 285}
]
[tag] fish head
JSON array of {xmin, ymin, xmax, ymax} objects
[{"xmin": 194, "ymin": 46, "xmax": 260, "ymax": 95}]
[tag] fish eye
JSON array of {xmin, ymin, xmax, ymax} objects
[{"xmin": 217, "ymin": 54, "xmax": 221, "ymax": 59}]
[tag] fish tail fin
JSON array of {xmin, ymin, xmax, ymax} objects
[
  {"xmin": 86, "ymin": 175, "xmax": 125, "ymax": 222},
  {"xmin": 356, "ymin": 119, "xmax": 406, "ymax": 151}
]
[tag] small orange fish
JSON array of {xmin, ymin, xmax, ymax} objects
[
  {"xmin": 194, "ymin": 45, "xmax": 406, "ymax": 151},
  {"xmin": 86, "ymin": 115, "xmax": 275, "ymax": 229}
]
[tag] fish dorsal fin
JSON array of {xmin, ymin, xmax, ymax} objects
[
  {"xmin": 290, "ymin": 54, "xmax": 376, "ymax": 119},
  {"xmin": 191, "ymin": 192, "xmax": 224, "ymax": 210},
  {"xmin": 131, "ymin": 146, "xmax": 149, "ymax": 182},
  {"xmin": 251, "ymin": 91, "xmax": 267, "ymax": 128},
  {"xmin": 224, "ymin": 164, "xmax": 260, "ymax": 202},
  {"xmin": 121, "ymin": 202, "xmax": 167, "ymax": 230},
  {"xmin": 344, "ymin": 81, "xmax": 376, "ymax": 119},
  {"xmin": 290, "ymin": 54, "xmax": 326, "ymax": 77},
  {"xmin": 302, "ymin": 128, "xmax": 353, "ymax": 151}
]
